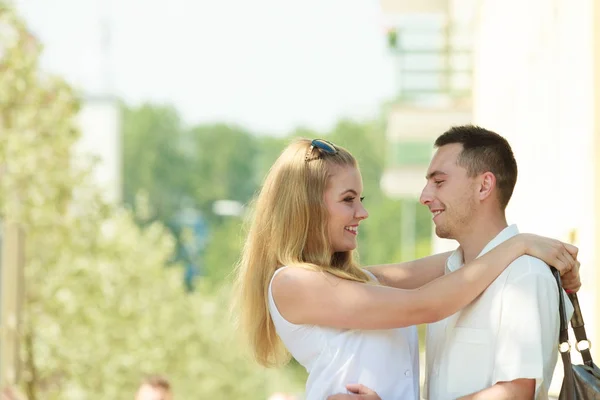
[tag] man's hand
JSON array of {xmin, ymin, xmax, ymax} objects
[
  {"xmin": 561, "ymin": 260, "xmax": 581, "ymax": 293},
  {"xmin": 327, "ymin": 384, "xmax": 381, "ymax": 400}
]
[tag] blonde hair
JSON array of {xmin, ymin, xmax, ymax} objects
[{"xmin": 233, "ymin": 138, "xmax": 370, "ymax": 367}]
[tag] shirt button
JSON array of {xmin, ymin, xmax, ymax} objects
[{"xmin": 404, "ymin": 370, "xmax": 411, "ymax": 377}]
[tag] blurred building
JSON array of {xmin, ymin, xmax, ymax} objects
[
  {"xmin": 379, "ymin": 0, "xmax": 475, "ymax": 260},
  {"xmin": 75, "ymin": 95, "xmax": 122, "ymax": 204},
  {"xmin": 469, "ymin": 0, "xmax": 600, "ymax": 370},
  {"xmin": 379, "ymin": 0, "xmax": 600, "ymax": 395}
]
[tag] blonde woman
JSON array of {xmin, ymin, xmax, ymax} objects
[{"xmin": 234, "ymin": 139, "xmax": 578, "ymax": 400}]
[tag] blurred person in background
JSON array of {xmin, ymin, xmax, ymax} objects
[
  {"xmin": 135, "ymin": 375, "xmax": 172, "ymax": 400},
  {"xmin": 329, "ymin": 126, "xmax": 579, "ymax": 400},
  {"xmin": 233, "ymin": 138, "xmax": 579, "ymax": 400},
  {"xmin": 268, "ymin": 392, "xmax": 299, "ymax": 400},
  {"xmin": 0, "ymin": 387, "xmax": 25, "ymax": 400}
]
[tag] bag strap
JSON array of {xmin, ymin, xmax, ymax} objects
[
  {"xmin": 552, "ymin": 268, "xmax": 594, "ymax": 367},
  {"xmin": 568, "ymin": 292, "xmax": 594, "ymax": 367},
  {"xmin": 553, "ymin": 268, "xmax": 575, "ymax": 400},
  {"xmin": 553, "ymin": 269, "xmax": 573, "ymax": 357}
]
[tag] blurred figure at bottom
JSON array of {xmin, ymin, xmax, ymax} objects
[
  {"xmin": 268, "ymin": 392, "xmax": 298, "ymax": 400},
  {"xmin": 135, "ymin": 375, "xmax": 172, "ymax": 400},
  {"xmin": 1, "ymin": 387, "xmax": 25, "ymax": 400}
]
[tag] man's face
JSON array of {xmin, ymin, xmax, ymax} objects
[{"xmin": 420, "ymin": 143, "xmax": 479, "ymax": 239}]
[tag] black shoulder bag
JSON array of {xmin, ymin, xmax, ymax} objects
[{"xmin": 552, "ymin": 268, "xmax": 600, "ymax": 399}]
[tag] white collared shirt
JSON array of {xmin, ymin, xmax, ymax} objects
[{"xmin": 424, "ymin": 225, "xmax": 574, "ymax": 400}]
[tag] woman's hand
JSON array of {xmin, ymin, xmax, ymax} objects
[
  {"xmin": 327, "ymin": 384, "xmax": 381, "ymax": 400},
  {"xmin": 517, "ymin": 233, "xmax": 578, "ymax": 276},
  {"xmin": 561, "ymin": 260, "xmax": 581, "ymax": 293}
]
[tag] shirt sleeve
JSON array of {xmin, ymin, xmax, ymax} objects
[{"xmin": 492, "ymin": 267, "xmax": 566, "ymax": 396}]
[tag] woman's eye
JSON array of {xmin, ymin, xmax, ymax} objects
[
  {"xmin": 360, "ymin": 196, "xmax": 365, "ymax": 202},
  {"xmin": 343, "ymin": 197, "xmax": 355, "ymax": 202}
]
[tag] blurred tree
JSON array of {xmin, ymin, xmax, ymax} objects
[
  {"xmin": 186, "ymin": 124, "xmax": 259, "ymax": 224},
  {"xmin": 121, "ymin": 103, "xmax": 191, "ymax": 226},
  {"xmin": 202, "ymin": 216, "xmax": 244, "ymax": 285},
  {"xmin": 122, "ymin": 113, "xmax": 266, "ymax": 285},
  {"xmin": 253, "ymin": 135, "xmax": 289, "ymax": 185},
  {"xmin": 198, "ymin": 133, "xmax": 290, "ymax": 286},
  {"xmin": 27, "ymin": 210, "xmax": 304, "ymax": 400},
  {"xmin": 0, "ymin": 5, "xmax": 304, "ymax": 399},
  {"xmin": 329, "ymin": 119, "xmax": 387, "ymax": 201}
]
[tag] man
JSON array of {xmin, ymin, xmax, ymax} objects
[
  {"xmin": 329, "ymin": 125, "xmax": 579, "ymax": 399},
  {"xmin": 135, "ymin": 375, "xmax": 173, "ymax": 400}
]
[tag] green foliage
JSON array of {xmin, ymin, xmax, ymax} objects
[
  {"xmin": 253, "ymin": 136, "xmax": 289, "ymax": 185},
  {"xmin": 122, "ymin": 103, "xmax": 190, "ymax": 224},
  {"xmin": 202, "ymin": 216, "xmax": 245, "ymax": 285},
  {"xmin": 329, "ymin": 119, "xmax": 387, "ymax": 200},
  {"xmin": 357, "ymin": 197, "xmax": 403, "ymax": 265},
  {"xmin": 0, "ymin": 5, "xmax": 305, "ymax": 399},
  {"xmin": 187, "ymin": 124, "xmax": 259, "ymax": 222},
  {"xmin": 27, "ymin": 206, "xmax": 304, "ymax": 399}
]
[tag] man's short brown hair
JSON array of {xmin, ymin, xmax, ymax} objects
[{"xmin": 435, "ymin": 125, "xmax": 518, "ymax": 210}]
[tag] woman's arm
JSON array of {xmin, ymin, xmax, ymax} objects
[
  {"xmin": 272, "ymin": 234, "xmax": 576, "ymax": 330},
  {"xmin": 369, "ymin": 250, "xmax": 581, "ymax": 292},
  {"xmin": 366, "ymin": 251, "xmax": 453, "ymax": 289}
]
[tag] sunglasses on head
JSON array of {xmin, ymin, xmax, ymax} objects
[{"xmin": 305, "ymin": 139, "xmax": 338, "ymax": 162}]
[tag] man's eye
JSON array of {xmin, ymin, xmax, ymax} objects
[{"xmin": 435, "ymin": 180, "xmax": 444, "ymax": 186}]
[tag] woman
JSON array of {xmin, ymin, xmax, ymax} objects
[{"xmin": 233, "ymin": 138, "xmax": 577, "ymax": 400}]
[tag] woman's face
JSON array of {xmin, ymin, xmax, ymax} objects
[{"xmin": 323, "ymin": 165, "xmax": 368, "ymax": 253}]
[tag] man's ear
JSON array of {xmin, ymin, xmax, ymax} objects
[{"xmin": 478, "ymin": 172, "xmax": 496, "ymax": 201}]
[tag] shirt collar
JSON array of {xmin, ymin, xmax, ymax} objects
[{"xmin": 447, "ymin": 224, "xmax": 520, "ymax": 272}]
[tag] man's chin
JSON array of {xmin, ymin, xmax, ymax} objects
[{"xmin": 435, "ymin": 226, "xmax": 452, "ymax": 239}]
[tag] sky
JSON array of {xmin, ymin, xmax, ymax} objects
[{"xmin": 16, "ymin": 0, "xmax": 396, "ymax": 136}]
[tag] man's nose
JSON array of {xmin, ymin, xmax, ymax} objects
[{"xmin": 419, "ymin": 185, "xmax": 432, "ymax": 206}]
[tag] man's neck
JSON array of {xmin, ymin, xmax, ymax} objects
[{"xmin": 457, "ymin": 214, "xmax": 509, "ymax": 264}]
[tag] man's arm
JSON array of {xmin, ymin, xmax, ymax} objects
[
  {"xmin": 366, "ymin": 251, "xmax": 452, "ymax": 289},
  {"xmin": 458, "ymin": 379, "xmax": 535, "ymax": 399}
]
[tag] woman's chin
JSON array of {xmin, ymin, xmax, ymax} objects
[{"xmin": 335, "ymin": 242, "xmax": 357, "ymax": 253}]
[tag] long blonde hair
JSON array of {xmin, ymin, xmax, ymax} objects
[{"xmin": 233, "ymin": 138, "xmax": 370, "ymax": 367}]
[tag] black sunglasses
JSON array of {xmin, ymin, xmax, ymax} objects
[{"xmin": 305, "ymin": 139, "xmax": 338, "ymax": 162}]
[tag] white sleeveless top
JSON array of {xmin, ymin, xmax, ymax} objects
[{"xmin": 268, "ymin": 267, "xmax": 420, "ymax": 400}]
